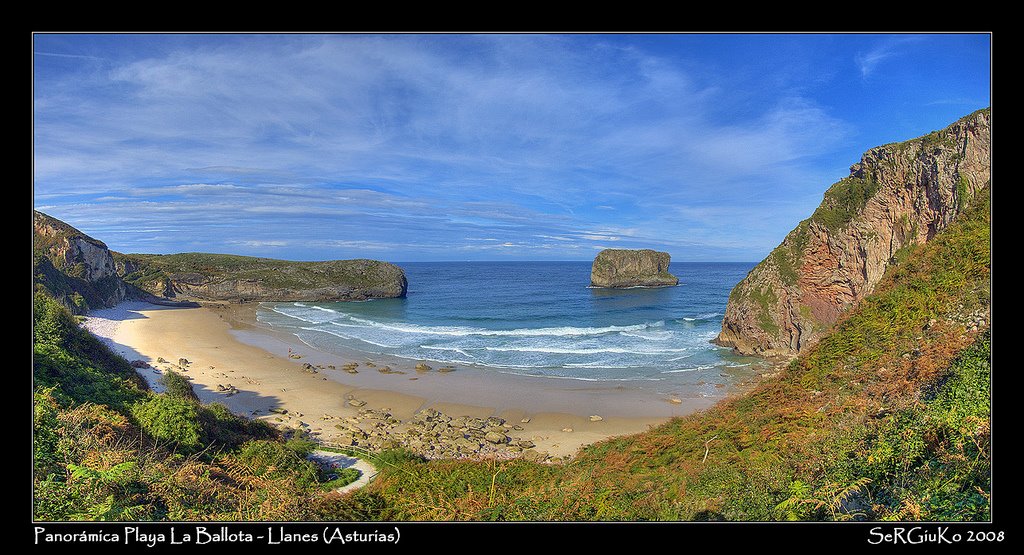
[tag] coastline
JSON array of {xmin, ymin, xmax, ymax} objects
[{"xmin": 84, "ymin": 301, "xmax": 756, "ymax": 459}]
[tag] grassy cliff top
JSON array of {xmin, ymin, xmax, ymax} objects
[
  {"xmin": 33, "ymin": 210, "xmax": 108, "ymax": 256},
  {"xmin": 116, "ymin": 252, "xmax": 404, "ymax": 291}
]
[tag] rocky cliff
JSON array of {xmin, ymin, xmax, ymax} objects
[
  {"xmin": 34, "ymin": 210, "xmax": 128, "ymax": 313},
  {"xmin": 114, "ymin": 252, "xmax": 408, "ymax": 302},
  {"xmin": 34, "ymin": 211, "xmax": 409, "ymax": 308},
  {"xmin": 715, "ymin": 108, "xmax": 990, "ymax": 357},
  {"xmin": 590, "ymin": 249, "xmax": 679, "ymax": 288}
]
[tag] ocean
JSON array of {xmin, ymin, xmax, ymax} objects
[{"xmin": 256, "ymin": 261, "xmax": 765, "ymax": 389}]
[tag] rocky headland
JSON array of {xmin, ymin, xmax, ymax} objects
[
  {"xmin": 33, "ymin": 210, "xmax": 408, "ymax": 311},
  {"xmin": 715, "ymin": 108, "xmax": 990, "ymax": 357},
  {"xmin": 590, "ymin": 248, "xmax": 679, "ymax": 288}
]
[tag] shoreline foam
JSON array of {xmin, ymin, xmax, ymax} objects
[{"xmin": 83, "ymin": 301, "xmax": 756, "ymax": 458}]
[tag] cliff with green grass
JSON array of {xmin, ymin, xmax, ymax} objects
[
  {"xmin": 115, "ymin": 252, "xmax": 407, "ymax": 302},
  {"xmin": 32, "ymin": 182, "xmax": 990, "ymax": 523},
  {"xmin": 716, "ymin": 108, "xmax": 990, "ymax": 357},
  {"xmin": 34, "ymin": 210, "xmax": 408, "ymax": 307},
  {"xmin": 34, "ymin": 211, "xmax": 128, "ymax": 314},
  {"xmin": 325, "ymin": 185, "xmax": 990, "ymax": 521}
]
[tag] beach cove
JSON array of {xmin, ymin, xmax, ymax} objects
[{"xmin": 84, "ymin": 300, "xmax": 763, "ymax": 459}]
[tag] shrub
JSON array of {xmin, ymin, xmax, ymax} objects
[
  {"xmin": 159, "ymin": 370, "xmax": 199, "ymax": 402},
  {"xmin": 130, "ymin": 395, "xmax": 202, "ymax": 450},
  {"xmin": 198, "ymin": 403, "xmax": 275, "ymax": 450}
]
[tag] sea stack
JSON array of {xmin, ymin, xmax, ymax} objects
[{"xmin": 589, "ymin": 249, "xmax": 679, "ymax": 288}]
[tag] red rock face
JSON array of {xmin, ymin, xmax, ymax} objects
[{"xmin": 715, "ymin": 109, "xmax": 990, "ymax": 358}]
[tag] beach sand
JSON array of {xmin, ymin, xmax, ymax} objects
[{"xmin": 84, "ymin": 301, "xmax": 737, "ymax": 458}]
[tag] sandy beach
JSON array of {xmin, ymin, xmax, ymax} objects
[{"xmin": 84, "ymin": 301, "xmax": 743, "ymax": 458}]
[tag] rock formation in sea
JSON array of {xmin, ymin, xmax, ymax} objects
[
  {"xmin": 33, "ymin": 210, "xmax": 409, "ymax": 308},
  {"xmin": 715, "ymin": 108, "xmax": 990, "ymax": 357},
  {"xmin": 590, "ymin": 248, "xmax": 679, "ymax": 288}
]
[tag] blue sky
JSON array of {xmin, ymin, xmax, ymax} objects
[{"xmin": 33, "ymin": 34, "xmax": 990, "ymax": 262}]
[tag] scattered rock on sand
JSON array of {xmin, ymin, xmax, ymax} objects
[
  {"xmin": 156, "ymin": 357, "xmax": 167, "ymax": 364},
  {"xmin": 485, "ymin": 431, "xmax": 509, "ymax": 444},
  {"xmin": 669, "ymin": 398, "xmax": 683, "ymax": 404},
  {"xmin": 589, "ymin": 415, "xmax": 603, "ymax": 422},
  {"xmin": 178, "ymin": 358, "xmax": 190, "ymax": 367},
  {"xmin": 415, "ymin": 363, "xmax": 432, "ymax": 373},
  {"xmin": 562, "ymin": 427, "xmax": 573, "ymax": 433},
  {"xmin": 302, "ymin": 363, "xmax": 318, "ymax": 374},
  {"xmin": 520, "ymin": 417, "xmax": 531, "ymax": 424},
  {"xmin": 348, "ymin": 399, "xmax": 367, "ymax": 407},
  {"xmin": 437, "ymin": 366, "xmax": 456, "ymax": 373}
]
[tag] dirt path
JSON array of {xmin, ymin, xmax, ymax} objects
[{"xmin": 309, "ymin": 450, "xmax": 379, "ymax": 494}]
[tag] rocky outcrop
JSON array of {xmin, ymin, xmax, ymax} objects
[
  {"xmin": 715, "ymin": 108, "xmax": 990, "ymax": 357},
  {"xmin": 590, "ymin": 249, "xmax": 679, "ymax": 288},
  {"xmin": 34, "ymin": 211, "xmax": 409, "ymax": 309},
  {"xmin": 116, "ymin": 253, "xmax": 408, "ymax": 302},
  {"xmin": 33, "ymin": 210, "xmax": 128, "ymax": 312}
]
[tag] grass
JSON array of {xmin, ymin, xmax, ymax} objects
[
  {"xmin": 319, "ymin": 187, "xmax": 990, "ymax": 521},
  {"xmin": 115, "ymin": 252, "xmax": 405, "ymax": 293},
  {"xmin": 32, "ymin": 186, "xmax": 990, "ymax": 522},
  {"xmin": 810, "ymin": 176, "xmax": 881, "ymax": 232}
]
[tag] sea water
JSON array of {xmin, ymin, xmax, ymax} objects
[{"xmin": 256, "ymin": 261, "xmax": 764, "ymax": 388}]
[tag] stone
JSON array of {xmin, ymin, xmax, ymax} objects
[
  {"xmin": 520, "ymin": 417, "xmax": 531, "ymax": 424},
  {"xmin": 415, "ymin": 363, "xmax": 432, "ymax": 373},
  {"xmin": 715, "ymin": 109, "xmax": 990, "ymax": 357},
  {"xmin": 130, "ymin": 360, "xmax": 150, "ymax": 368},
  {"xmin": 484, "ymin": 431, "xmax": 509, "ymax": 444},
  {"xmin": 348, "ymin": 399, "xmax": 367, "ymax": 407},
  {"xmin": 589, "ymin": 415, "xmax": 603, "ymax": 422},
  {"xmin": 561, "ymin": 427, "xmax": 573, "ymax": 433},
  {"xmin": 521, "ymin": 449, "xmax": 545, "ymax": 462},
  {"xmin": 178, "ymin": 358, "xmax": 190, "ymax": 367},
  {"xmin": 589, "ymin": 249, "xmax": 678, "ymax": 288},
  {"xmin": 669, "ymin": 398, "xmax": 683, "ymax": 404}
]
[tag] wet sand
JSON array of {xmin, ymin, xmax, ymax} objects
[{"xmin": 85, "ymin": 301, "xmax": 745, "ymax": 458}]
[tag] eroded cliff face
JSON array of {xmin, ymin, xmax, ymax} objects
[
  {"xmin": 115, "ymin": 253, "xmax": 408, "ymax": 303},
  {"xmin": 35, "ymin": 211, "xmax": 409, "ymax": 310},
  {"xmin": 33, "ymin": 210, "xmax": 128, "ymax": 311},
  {"xmin": 590, "ymin": 249, "xmax": 679, "ymax": 288},
  {"xmin": 716, "ymin": 108, "xmax": 990, "ymax": 357}
]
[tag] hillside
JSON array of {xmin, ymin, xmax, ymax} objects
[
  {"xmin": 115, "ymin": 251, "xmax": 408, "ymax": 302},
  {"xmin": 33, "ymin": 211, "xmax": 129, "ymax": 313},
  {"xmin": 326, "ymin": 186, "xmax": 990, "ymax": 520},
  {"xmin": 716, "ymin": 108, "xmax": 990, "ymax": 357},
  {"xmin": 33, "ymin": 210, "xmax": 408, "ymax": 308},
  {"xmin": 32, "ymin": 188, "xmax": 990, "ymax": 521}
]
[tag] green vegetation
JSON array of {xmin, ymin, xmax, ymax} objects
[
  {"xmin": 316, "ymin": 187, "xmax": 990, "ymax": 521},
  {"xmin": 159, "ymin": 370, "xmax": 199, "ymax": 402},
  {"xmin": 811, "ymin": 176, "xmax": 881, "ymax": 231},
  {"xmin": 117, "ymin": 252, "xmax": 403, "ymax": 292},
  {"xmin": 34, "ymin": 211, "xmax": 123, "ymax": 314},
  {"xmin": 33, "ymin": 188, "xmax": 990, "ymax": 521},
  {"xmin": 748, "ymin": 286, "xmax": 780, "ymax": 335},
  {"xmin": 33, "ymin": 292, "xmax": 360, "ymax": 520}
]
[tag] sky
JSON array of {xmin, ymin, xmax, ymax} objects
[{"xmin": 33, "ymin": 33, "xmax": 991, "ymax": 262}]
